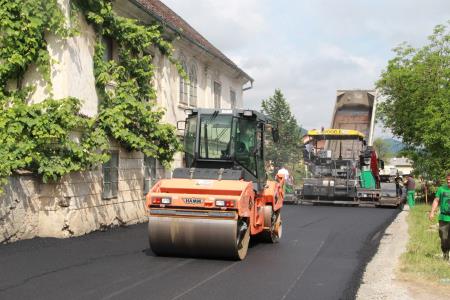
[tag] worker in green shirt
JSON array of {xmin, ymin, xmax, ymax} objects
[
  {"xmin": 404, "ymin": 175, "xmax": 416, "ymax": 208},
  {"xmin": 429, "ymin": 173, "xmax": 450, "ymax": 261}
]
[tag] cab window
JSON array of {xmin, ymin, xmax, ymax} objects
[
  {"xmin": 199, "ymin": 115, "xmax": 233, "ymax": 159},
  {"xmin": 235, "ymin": 119, "xmax": 257, "ymax": 175},
  {"xmin": 184, "ymin": 116, "xmax": 197, "ymax": 166}
]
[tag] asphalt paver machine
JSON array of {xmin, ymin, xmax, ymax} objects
[
  {"xmin": 301, "ymin": 129, "xmax": 382, "ymax": 204},
  {"xmin": 146, "ymin": 108, "xmax": 284, "ymax": 260}
]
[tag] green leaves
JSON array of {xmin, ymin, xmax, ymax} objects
[
  {"xmin": 0, "ymin": 97, "xmax": 110, "ymax": 182},
  {"xmin": 377, "ymin": 21, "xmax": 450, "ymax": 180},
  {"xmin": 0, "ymin": 0, "xmax": 105, "ymax": 186},
  {"xmin": 80, "ymin": 0, "xmax": 182, "ymax": 165},
  {"xmin": 0, "ymin": 0, "xmax": 182, "ymax": 188},
  {"xmin": 0, "ymin": 0, "xmax": 70, "ymax": 88},
  {"xmin": 373, "ymin": 138, "xmax": 393, "ymax": 162},
  {"xmin": 261, "ymin": 89, "xmax": 303, "ymax": 172}
]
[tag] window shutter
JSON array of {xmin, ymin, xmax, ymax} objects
[{"xmin": 102, "ymin": 151, "xmax": 119, "ymax": 199}]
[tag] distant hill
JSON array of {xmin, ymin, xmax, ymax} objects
[{"xmin": 382, "ymin": 138, "xmax": 405, "ymax": 154}]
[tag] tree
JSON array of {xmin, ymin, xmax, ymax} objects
[
  {"xmin": 376, "ymin": 22, "xmax": 450, "ymax": 180},
  {"xmin": 373, "ymin": 138, "xmax": 392, "ymax": 162},
  {"xmin": 261, "ymin": 89, "xmax": 302, "ymax": 177}
]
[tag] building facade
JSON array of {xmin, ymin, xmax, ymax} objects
[
  {"xmin": 0, "ymin": 0, "xmax": 252, "ymax": 243},
  {"xmin": 388, "ymin": 157, "xmax": 414, "ymax": 176}
]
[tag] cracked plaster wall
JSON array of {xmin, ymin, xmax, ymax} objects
[{"xmin": 0, "ymin": 176, "xmax": 40, "ymax": 243}]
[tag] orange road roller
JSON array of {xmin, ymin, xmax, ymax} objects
[{"xmin": 145, "ymin": 108, "xmax": 284, "ymax": 260}]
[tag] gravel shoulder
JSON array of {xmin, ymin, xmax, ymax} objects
[
  {"xmin": 356, "ymin": 207, "xmax": 450, "ymax": 300},
  {"xmin": 356, "ymin": 208, "xmax": 410, "ymax": 300}
]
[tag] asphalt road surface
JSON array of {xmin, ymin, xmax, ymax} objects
[{"xmin": 0, "ymin": 205, "xmax": 398, "ymax": 300}]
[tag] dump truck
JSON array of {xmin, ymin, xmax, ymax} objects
[
  {"xmin": 330, "ymin": 90, "xmax": 376, "ymax": 148},
  {"xmin": 301, "ymin": 90, "xmax": 401, "ymax": 207},
  {"xmin": 145, "ymin": 108, "xmax": 284, "ymax": 260}
]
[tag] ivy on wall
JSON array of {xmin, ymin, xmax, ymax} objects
[
  {"xmin": 0, "ymin": 0, "xmax": 182, "ymax": 186},
  {"xmin": 0, "ymin": 0, "xmax": 71, "ymax": 88},
  {"xmin": 76, "ymin": 0, "xmax": 183, "ymax": 163}
]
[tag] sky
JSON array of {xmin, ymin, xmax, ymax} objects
[{"xmin": 161, "ymin": 0, "xmax": 450, "ymax": 136}]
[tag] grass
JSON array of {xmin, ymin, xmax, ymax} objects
[{"xmin": 400, "ymin": 204, "xmax": 450, "ymax": 285}]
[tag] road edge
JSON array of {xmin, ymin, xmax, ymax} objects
[{"xmin": 356, "ymin": 209, "xmax": 410, "ymax": 300}]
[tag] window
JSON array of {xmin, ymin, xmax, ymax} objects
[
  {"xmin": 235, "ymin": 119, "xmax": 257, "ymax": 175},
  {"xmin": 184, "ymin": 116, "xmax": 198, "ymax": 167},
  {"xmin": 214, "ymin": 81, "xmax": 221, "ymax": 108},
  {"xmin": 230, "ymin": 89, "xmax": 236, "ymax": 108},
  {"xmin": 189, "ymin": 64, "xmax": 197, "ymax": 107},
  {"xmin": 143, "ymin": 156, "xmax": 157, "ymax": 195},
  {"xmin": 256, "ymin": 124, "xmax": 266, "ymax": 180},
  {"xmin": 179, "ymin": 58, "xmax": 188, "ymax": 105},
  {"xmin": 102, "ymin": 36, "xmax": 114, "ymax": 61},
  {"xmin": 102, "ymin": 151, "xmax": 119, "ymax": 199},
  {"xmin": 199, "ymin": 114, "xmax": 232, "ymax": 159},
  {"xmin": 179, "ymin": 58, "xmax": 198, "ymax": 107}
]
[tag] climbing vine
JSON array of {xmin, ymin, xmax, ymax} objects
[
  {"xmin": 0, "ymin": 97, "xmax": 109, "ymax": 182},
  {"xmin": 0, "ymin": 0, "xmax": 182, "ymax": 186},
  {"xmin": 0, "ymin": 0, "xmax": 71, "ymax": 89},
  {"xmin": 75, "ymin": 0, "xmax": 183, "ymax": 162}
]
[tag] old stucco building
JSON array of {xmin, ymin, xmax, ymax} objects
[{"xmin": 0, "ymin": 0, "xmax": 252, "ymax": 243}]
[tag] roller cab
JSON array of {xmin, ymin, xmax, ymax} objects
[{"xmin": 146, "ymin": 108, "xmax": 284, "ymax": 260}]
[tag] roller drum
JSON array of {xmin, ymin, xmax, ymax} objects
[{"xmin": 148, "ymin": 216, "xmax": 248, "ymax": 259}]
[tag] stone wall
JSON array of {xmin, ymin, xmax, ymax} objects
[
  {"xmin": 0, "ymin": 146, "xmax": 167, "ymax": 243},
  {"xmin": 0, "ymin": 175, "xmax": 40, "ymax": 243}
]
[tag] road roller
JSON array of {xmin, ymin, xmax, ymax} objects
[{"xmin": 145, "ymin": 108, "xmax": 284, "ymax": 260}]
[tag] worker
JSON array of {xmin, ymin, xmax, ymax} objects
[
  {"xmin": 395, "ymin": 173, "xmax": 403, "ymax": 197},
  {"xmin": 428, "ymin": 173, "xmax": 450, "ymax": 261},
  {"xmin": 277, "ymin": 166, "xmax": 290, "ymax": 181},
  {"xmin": 404, "ymin": 175, "xmax": 416, "ymax": 208},
  {"xmin": 238, "ymin": 123, "xmax": 255, "ymax": 153},
  {"xmin": 304, "ymin": 143, "xmax": 313, "ymax": 160},
  {"xmin": 276, "ymin": 166, "xmax": 289, "ymax": 193},
  {"xmin": 235, "ymin": 122, "xmax": 256, "ymax": 173}
]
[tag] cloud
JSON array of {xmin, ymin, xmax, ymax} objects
[
  {"xmin": 161, "ymin": 0, "xmax": 269, "ymax": 52},
  {"xmin": 161, "ymin": 0, "xmax": 450, "ymax": 134},
  {"xmin": 310, "ymin": 0, "xmax": 450, "ymax": 46},
  {"xmin": 239, "ymin": 44, "xmax": 382, "ymax": 129},
  {"xmin": 318, "ymin": 45, "xmax": 378, "ymax": 77}
]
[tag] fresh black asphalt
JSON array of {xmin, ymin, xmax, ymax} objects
[{"xmin": 0, "ymin": 205, "xmax": 399, "ymax": 300}]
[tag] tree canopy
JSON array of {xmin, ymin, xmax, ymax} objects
[
  {"xmin": 373, "ymin": 138, "xmax": 393, "ymax": 162},
  {"xmin": 376, "ymin": 22, "xmax": 450, "ymax": 180},
  {"xmin": 261, "ymin": 89, "xmax": 302, "ymax": 175}
]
